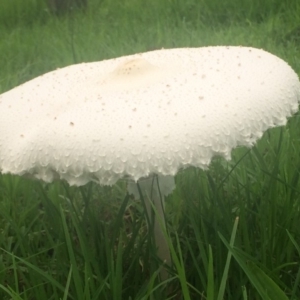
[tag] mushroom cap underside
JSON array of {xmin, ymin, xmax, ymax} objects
[{"xmin": 0, "ymin": 46, "xmax": 299, "ymax": 185}]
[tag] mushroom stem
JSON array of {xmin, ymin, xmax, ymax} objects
[
  {"xmin": 127, "ymin": 175, "xmax": 175, "ymax": 280},
  {"xmin": 143, "ymin": 178, "xmax": 171, "ymax": 271}
]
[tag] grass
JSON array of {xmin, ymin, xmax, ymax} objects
[{"xmin": 0, "ymin": 0, "xmax": 300, "ymax": 299}]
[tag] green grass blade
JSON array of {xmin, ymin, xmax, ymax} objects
[
  {"xmin": 286, "ymin": 230, "xmax": 300, "ymax": 298},
  {"xmin": 217, "ymin": 217, "xmax": 239, "ymax": 300},
  {"xmin": 62, "ymin": 265, "xmax": 73, "ymax": 300},
  {"xmin": 219, "ymin": 236, "xmax": 289, "ymax": 300},
  {"xmin": 207, "ymin": 245, "xmax": 214, "ymax": 300},
  {"xmin": 0, "ymin": 284, "xmax": 23, "ymax": 300},
  {"xmin": 169, "ymin": 233, "xmax": 191, "ymax": 300},
  {"xmin": 0, "ymin": 248, "xmax": 67, "ymax": 295},
  {"xmin": 60, "ymin": 205, "xmax": 84, "ymax": 299}
]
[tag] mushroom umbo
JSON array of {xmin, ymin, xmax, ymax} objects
[{"xmin": 0, "ymin": 46, "xmax": 300, "ymax": 278}]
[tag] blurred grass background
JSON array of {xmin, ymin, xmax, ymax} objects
[{"xmin": 0, "ymin": 0, "xmax": 300, "ymax": 299}]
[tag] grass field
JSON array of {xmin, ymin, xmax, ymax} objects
[{"xmin": 0, "ymin": 0, "xmax": 300, "ymax": 299}]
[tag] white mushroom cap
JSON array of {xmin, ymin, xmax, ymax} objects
[{"xmin": 0, "ymin": 46, "xmax": 299, "ymax": 186}]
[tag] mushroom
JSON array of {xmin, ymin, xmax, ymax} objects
[{"xmin": 0, "ymin": 46, "xmax": 299, "ymax": 279}]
